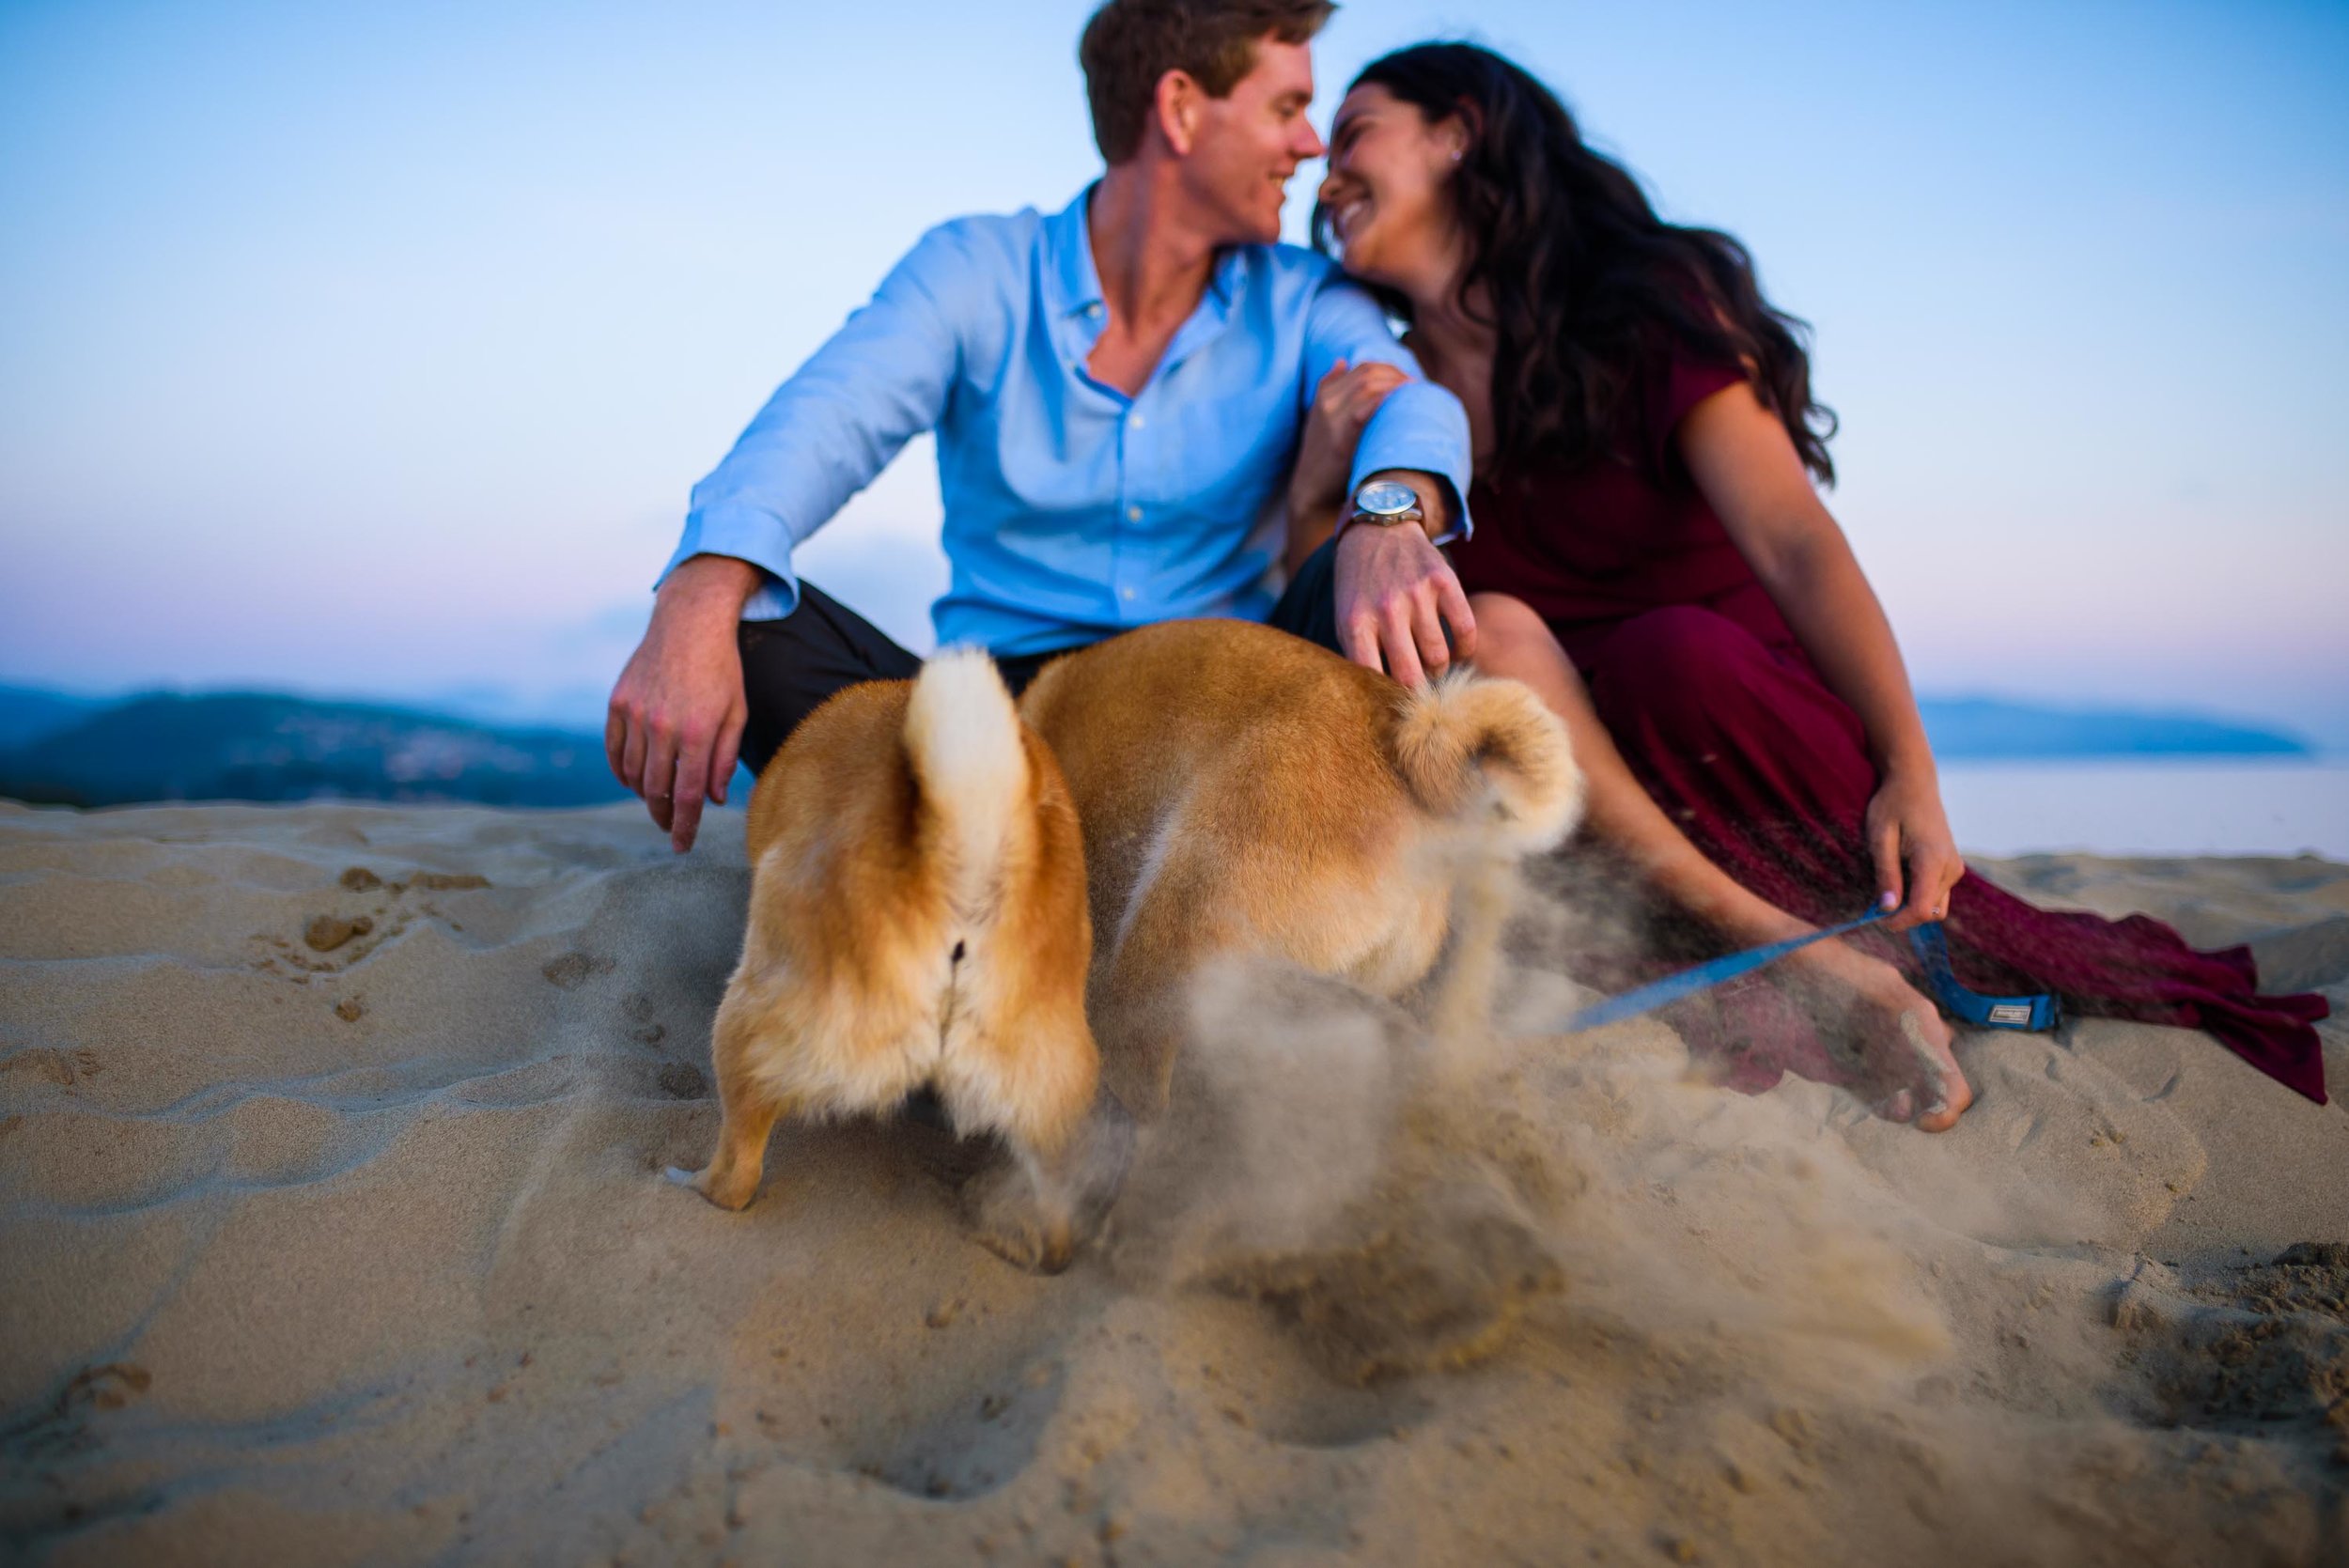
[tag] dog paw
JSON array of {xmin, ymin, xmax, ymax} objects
[
  {"xmin": 973, "ymin": 1222, "xmax": 1075, "ymax": 1277},
  {"xmin": 1063, "ymin": 1096, "xmax": 1139, "ymax": 1239},
  {"xmin": 963, "ymin": 1161, "xmax": 1076, "ymax": 1275},
  {"xmin": 663, "ymin": 1164, "xmax": 757, "ymax": 1211}
]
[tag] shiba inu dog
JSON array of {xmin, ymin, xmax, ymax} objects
[{"xmin": 674, "ymin": 621, "xmax": 1579, "ymax": 1271}]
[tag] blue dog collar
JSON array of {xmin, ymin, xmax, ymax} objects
[{"xmin": 1906, "ymin": 921, "xmax": 2061, "ymax": 1032}]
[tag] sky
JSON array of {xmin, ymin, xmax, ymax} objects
[{"xmin": 3, "ymin": 0, "xmax": 2346, "ymax": 744}]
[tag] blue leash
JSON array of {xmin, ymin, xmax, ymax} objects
[{"xmin": 1563, "ymin": 906, "xmax": 2061, "ymax": 1033}]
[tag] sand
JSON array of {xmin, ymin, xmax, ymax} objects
[{"xmin": 3, "ymin": 799, "xmax": 2344, "ymax": 1566}]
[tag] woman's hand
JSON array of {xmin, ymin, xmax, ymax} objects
[
  {"xmin": 1864, "ymin": 766, "xmax": 1965, "ymax": 930},
  {"xmin": 1288, "ymin": 359, "xmax": 1408, "ymax": 556}
]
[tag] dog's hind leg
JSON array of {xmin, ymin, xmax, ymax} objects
[
  {"xmin": 673, "ymin": 1080, "xmax": 798, "ymax": 1211},
  {"xmin": 667, "ymin": 989, "xmax": 800, "ymax": 1212},
  {"xmin": 951, "ymin": 1012, "xmax": 1128, "ymax": 1274},
  {"xmin": 967, "ymin": 1085, "xmax": 1137, "ymax": 1275},
  {"xmin": 1044, "ymin": 1088, "xmax": 1139, "ymax": 1261}
]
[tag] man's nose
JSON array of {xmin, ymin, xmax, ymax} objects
[{"xmin": 1296, "ymin": 119, "xmax": 1327, "ymax": 161}]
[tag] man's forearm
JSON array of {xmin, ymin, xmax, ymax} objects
[
  {"xmin": 655, "ymin": 553, "xmax": 764, "ymax": 630},
  {"xmin": 1347, "ymin": 375, "xmax": 1473, "ymax": 539},
  {"xmin": 1355, "ymin": 468, "xmax": 1455, "ymax": 542}
]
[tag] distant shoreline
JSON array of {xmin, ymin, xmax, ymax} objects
[{"xmin": 0, "ymin": 685, "xmax": 2331, "ymax": 816}]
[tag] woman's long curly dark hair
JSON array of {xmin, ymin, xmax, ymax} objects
[{"xmin": 1315, "ymin": 43, "xmax": 1837, "ymax": 485}]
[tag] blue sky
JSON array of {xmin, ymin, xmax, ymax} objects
[{"xmin": 3, "ymin": 0, "xmax": 2345, "ymax": 742}]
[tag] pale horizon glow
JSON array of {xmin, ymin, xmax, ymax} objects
[{"xmin": 3, "ymin": 1, "xmax": 2345, "ymax": 746}]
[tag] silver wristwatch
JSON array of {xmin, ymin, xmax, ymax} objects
[{"xmin": 1346, "ymin": 478, "xmax": 1424, "ymax": 531}]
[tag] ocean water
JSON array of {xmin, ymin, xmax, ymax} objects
[{"xmin": 1940, "ymin": 758, "xmax": 2349, "ymax": 861}]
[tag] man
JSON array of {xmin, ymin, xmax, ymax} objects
[{"xmin": 609, "ymin": 0, "xmax": 1479, "ymax": 852}]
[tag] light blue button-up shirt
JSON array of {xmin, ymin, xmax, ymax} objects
[{"xmin": 660, "ymin": 186, "xmax": 1471, "ymax": 657}]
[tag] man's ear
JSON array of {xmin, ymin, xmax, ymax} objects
[{"xmin": 1153, "ymin": 69, "xmax": 1204, "ymax": 157}]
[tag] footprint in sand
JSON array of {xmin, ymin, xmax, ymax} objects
[
  {"xmin": 1219, "ymin": 1370, "xmax": 1435, "ymax": 1450},
  {"xmin": 541, "ymin": 951, "xmax": 614, "ymax": 990},
  {"xmin": 848, "ymin": 1357, "xmax": 1069, "ymax": 1499},
  {"xmin": 1, "ymin": 1047, "xmax": 102, "ymax": 1092},
  {"xmin": 340, "ymin": 865, "xmax": 491, "ymax": 894},
  {"xmin": 720, "ymin": 1314, "xmax": 1072, "ymax": 1501},
  {"xmin": 1206, "ymin": 1166, "xmax": 1565, "ymax": 1385},
  {"xmin": 9, "ymin": 1363, "xmax": 153, "ymax": 1465},
  {"xmin": 2108, "ymin": 1245, "xmax": 2349, "ymax": 1464},
  {"xmin": 304, "ymin": 914, "xmax": 374, "ymax": 953},
  {"xmin": 621, "ymin": 991, "xmax": 667, "ymax": 1046},
  {"xmin": 253, "ymin": 863, "xmax": 495, "ymax": 980},
  {"xmin": 654, "ymin": 1063, "xmax": 708, "ymax": 1100}
]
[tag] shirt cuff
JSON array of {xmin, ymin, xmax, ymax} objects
[
  {"xmin": 1347, "ymin": 380, "xmax": 1475, "ymax": 543},
  {"xmin": 655, "ymin": 506, "xmax": 801, "ymax": 620}
]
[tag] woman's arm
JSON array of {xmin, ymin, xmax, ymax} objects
[
  {"xmin": 1676, "ymin": 380, "xmax": 1964, "ymax": 929},
  {"xmin": 1284, "ymin": 359, "xmax": 1407, "ymax": 571}
]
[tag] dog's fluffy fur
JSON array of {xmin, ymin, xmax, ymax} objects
[
  {"xmin": 670, "ymin": 648, "xmax": 1102, "ymax": 1270},
  {"xmin": 676, "ymin": 619, "xmax": 1581, "ymax": 1269},
  {"xmin": 1018, "ymin": 618, "xmax": 1584, "ymax": 1116}
]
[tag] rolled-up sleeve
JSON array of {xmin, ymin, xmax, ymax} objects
[
  {"xmin": 656, "ymin": 224, "xmax": 976, "ymax": 617},
  {"xmin": 1299, "ymin": 276, "xmax": 1475, "ymax": 541}
]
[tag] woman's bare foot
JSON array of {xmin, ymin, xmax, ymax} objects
[
  {"xmin": 1788, "ymin": 944, "xmax": 1973, "ymax": 1131},
  {"xmin": 1872, "ymin": 986, "xmax": 1970, "ymax": 1131}
]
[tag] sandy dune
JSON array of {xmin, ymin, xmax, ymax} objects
[{"xmin": 3, "ymin": 800, "xmax": 2344, "ymax": 1565}]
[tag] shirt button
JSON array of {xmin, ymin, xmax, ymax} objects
[
  {"xmin": 1128, "ymin": 412, "xmax": 1144, "ymax": 428},
  {"xmin": 1127, "ymin": 505, "xmax": 1143, "ymax": 521},
  {"xmin": 1086, "ymin": 303, "xmax": 1102, "ymax": 318},
  {"xmin": 1121, "ymin": 587, "xmax": 1136, "ymax": 600}
]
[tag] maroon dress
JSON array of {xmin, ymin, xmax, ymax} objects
[{"xmin": 1451, "ymin": 353, "xmax": 2329, "ymax": 1104}]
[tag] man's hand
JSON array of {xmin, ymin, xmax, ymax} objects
[
  {"xmin": 1332, "ymin": 496, "xmax": 1477, "ymax": 688},
  {"xmin": 606, "ymin": 555, "xmax": 755, "ymax": 853}
]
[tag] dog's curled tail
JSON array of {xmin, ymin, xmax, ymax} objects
[
  {"xmin": 903, "ymin": 647, "xmax": 1030, "ymax": 917},
  {"xmin": 1389, "ymin": 672, "xmax": 1584, "ymax": 853}
]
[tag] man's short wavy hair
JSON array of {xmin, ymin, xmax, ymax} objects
[{"xmin": 1079, "ymin": 0, "xmax": 1337, "ymax": 164}]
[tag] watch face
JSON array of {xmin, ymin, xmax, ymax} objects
[{"xmin": 1355, "ymin": 479, "xmax": 1418, "ymax": 516}]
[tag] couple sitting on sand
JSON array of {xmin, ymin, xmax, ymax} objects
[{"xmin": 608, "ymin": 0, "xmax": 2327, "ymax": 1126}]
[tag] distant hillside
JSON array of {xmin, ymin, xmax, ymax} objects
[
  {"xmin": 0, "ymin": 691, "xmax": 630, "ymax": 808},
  {"xmin": 0, "ymin": 683, "xmax": 2322, "ymax": 809},
  {"xmin": 0, "ymin": 685, "xmax": 112, "ymax": 752},
  {"xmin": 1919, "ymin": 697, "xmax": 2312, "ymax": 759}
]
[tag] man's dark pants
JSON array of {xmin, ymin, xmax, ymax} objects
[{"xmin": 736, "ymin": 540, "xmax": 1345, "ymax": 777}]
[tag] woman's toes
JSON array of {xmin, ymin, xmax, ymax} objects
[
  {"xmin": 1915, "ymin": 1069, "xmax": 1975, "ymax": 1132},
  {"xmin": 1895, "ymin": 1010, "xmax": 1974, "ymax": 1132}
]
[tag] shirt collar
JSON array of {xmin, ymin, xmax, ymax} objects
[{"xmin": 1043, "ymin": 185, "xmax": 1104, "ymax": 318}]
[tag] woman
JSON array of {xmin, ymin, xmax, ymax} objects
[{"xmin": 1288, "ymin": 42, "xmax": 2326, "ymax": 1128}]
